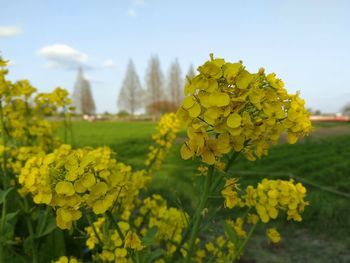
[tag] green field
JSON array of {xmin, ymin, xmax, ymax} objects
[{"xmin": 60, "ymin": 121, "xmax": 350, "ymax": 263}]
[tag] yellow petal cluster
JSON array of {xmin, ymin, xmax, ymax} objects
[
  {"xmin": 19, "ymin": 145, "xmax": 150, "ymax": 229},
  {"xmin": 145, "ymin": 113, "xmax": 180, "ymax": 170},
  {"xmin": 85, "ymin": 217, "xmax": 131, "ymax": 262},
  {"xmin": 266, "ymin": 227, "xmax": 281, "ymax": 243},
  {"xmin": 52, "ymin": 256, "xmax": 80, "ymax": 263},
  {"xmin": 0, "ymin": 64, "xmax": 71, "ymax": 151},
  {"xmin": 139, "ymin": 194, "xmax": 188, "ymax": 255},
  {"xmin": 221, "ymin": 178, "xmax": 242, "ymax": 208},
  {"xmin": 178, "ymin": 55, "xmax": 312, "ymax": 164},
  {"xmin": 243, "ymin": 178, "xmax": 308, "ymax": 223},
  {"xmin": 201, "ymin": 235, "xmax": 235, "ymax": 263},
  {"xmin": 124, "ymin": 231, "xmax": 144, "ymax": 251}
]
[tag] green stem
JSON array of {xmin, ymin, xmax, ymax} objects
[
  {"xmin": 63, "ymin": 107, "xmax": 68, "ymax": 144},
  {"xmin": 146, "ymin": 147, "xmax": 161, "ymax": 172},
  {"xmin": 0, "ymin": 100, "xmax": 8, "ymax": 262},
  {"xmin": 145, "ymin": 131, "xmax": 170, "ymax": 172},
  {"xmin": 38, "ymin": 207, "xmax": 50, "ymax": 235},
  {"xmin": 23, "ymin": 199, "xmax": 38, "ymax": 263},
  {"xmin": 209, "ymin": 151, "xmax": 241, "ymax": 194},
  {"xmin": 106, "ymin": 211, "xmax": 125, "ymax": 241},
  {"xmin": 224, "ymin": 151, "xmax": 241, "ymax": 173},
  {"xmin": 232, "ymin": 223, "xmax": 257, "ymax": 263},
  {"xmin": 185, "ymin": 165, "xmax": 214, "ymax": 262},
  {"xmin": 106, "ymin": 211, "xmax": 138, "ymax": 263},
  {"xmin": 86, "ymin": 214, "xmax": 103, "ymax": 245},
  {"xmin": 0, "ymin": 101, "xmax": 8, "ymax": 188},
  {"xmin": 25, "ymin": 217, "xmax": 38, "ymax": 263},
  {"xmin": 0, "ymin": 197, "xmax": 7, "ymax": 261},
  {"xmin": 24, "ymin": 98, "xmax": 33, "ymax": 145}
]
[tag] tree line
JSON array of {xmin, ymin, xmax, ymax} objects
[
  {"xmin": 118, "ymin": 56, "xmax": 195, "ymax": 116},
  {"xmin": 72, "ymin": 56, "xmax": 195, "ymax": 116}
]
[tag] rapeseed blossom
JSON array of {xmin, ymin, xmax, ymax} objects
[
  {"xmin": 178, "ymin": 54, "xmax": 312, "ymax": 164},
  {"xmin": 266, "ymin": 228, "xmax": 281, "ymax": 243},
  {"xmin": 222, "ymin": 178, "xmax": 307, "ymax": 223},
  {"xmin": 53, "ymin": 256, "xmax": 80, "ymax": 263},
  {"xmin": 19, "ymin": 145, "xmax": 150, "ymax": 229},
  {"xmin": 145, "ymin": 113, "xmax": 180, "ymax": 170}
]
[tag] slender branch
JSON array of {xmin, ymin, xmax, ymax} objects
[
  {"xmin": 86, "ymin": 214, "xmax": 103, "ymax": 246},
  {"xmin": 23, "ymin": 198, "xmax": 38, "ymax": 263},
  {"xmin": 106, "ymin": 211, "xmax": 125, "ymax": 241},
  {"xmin": 232, "ymin": 223, "xmax": 257, "ymax": 263},
  {"xmin": 63, "ymin": 106, "xmax": 68, "ymax": 144},
  {"xmin": 0, "ymin": 100, "xmax": 9, "ymax": 262},
  {"xmin": 224, "ymin": 151, "xmax": 241, "ymax": 173},
  {"xmin": 0, "ymin": 197, "xmax": 7, "ymax": 261},
  {"xmin": 0, "ymin": 101, "xmax": 8, "ymax": 186},
  {"xmin": 185, "ymin": 165, "xmax": 214, "ymax": 262}
]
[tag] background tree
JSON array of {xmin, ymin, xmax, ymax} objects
[
  {"xmin": 72, "ymin": 68, "xmax": 96, "ymax": 115},
  {"xmin": 118, "ymin": 60, "xmax": 144, "ymax": 115},
  {"xmin": 81, "ymin": 82, "xmax": 96, "ymax": 115},
  {"xmin": 72, "ymin": 68, "xmax": 83, "ymax": 114},
  {"xmin": 167, "ymin": 59, "xmax": 183, "ymax": 107},
  {"xmin": 186, "ymin": 64, "xmax": 196, "ymax": 80},
  {"xmin": 342, "ymin": 103, "xmax": 350, "ymax": 116},
  {"xmin": 145, "ymin": 55, "xmax": 164, "ymax": 107},
  {"xmin": 146, "ymin": 100, "xmax": 177, "ymax": 116}
]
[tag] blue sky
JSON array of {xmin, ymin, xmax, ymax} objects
[{"xmin": 1, "ymin": 0, "xmax": 349, "ymax": 113}]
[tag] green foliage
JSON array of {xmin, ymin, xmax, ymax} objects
[{"xmin": 62, "ymin": 121, "xmax": 350, "ymax": 262}]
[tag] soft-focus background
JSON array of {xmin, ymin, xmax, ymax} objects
[{"xmin": 1, "ymin": 0, "xmax": 350, "ymax": 262}]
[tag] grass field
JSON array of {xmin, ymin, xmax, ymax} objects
[{"xmin": 59, "ymin": 121, "xmax": 350, "ymax": 263}]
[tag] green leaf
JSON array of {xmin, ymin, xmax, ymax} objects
[
  {"xmin": 142, "ymin": 226, "xmax": 158, "ymax": 246},
  {"xmin": 147, "ymin": 249, "xmax": 164, "ymax": 262},
  {"xmin": 0, "ymin": 187, "xmax": 14, "ymax": 204},
  {"xmin": 36, "ymin": 217, "xmax": 57, "ymax": 238},
  {"xmin": 139, "ymin": 249, "xmax": 165, "ymax": 263},
  {"xmin": 23, "ymin": 236, "xmax": 34, "ymax": 255},
  {"xmin": 3, "ymin": 221, "xmax": 15, "ymax": 240},
  {"xmin": 5, "ymin": 210, "xmax": 19, "ymax": 222},
  {"xmin": 39, "ymin": 229, "xmax": 66, "ymax": 261}
]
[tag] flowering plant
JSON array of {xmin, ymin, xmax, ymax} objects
[{"xmin": 0, "ymin": 55, "xmax": 311, "ymax": 262}]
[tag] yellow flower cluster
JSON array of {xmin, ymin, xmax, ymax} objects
[
  {"xmin": 0, "ymin": 59, "xmax": 72, "ymax": 152},
  {"xmin": 145, "ymin": 113, "xmax": 181, "ymax": 170},
  {"xmin": 221, "ymin": 178, "xmax": 242, "ymax": 208},
  {"xmin": 178, "ymin": 54, "xmax": 312, "ymax": 164},
  {"xmin": 266, "ymin": 227, "xmax": 281, "ymax": 243},
  {"xmin": 35, "ymin": 87, "xmax": 72, "ymax": 115},
  {"xmin": 85, "ymin": 194, "xmax": 187, "ymax": 262},
  {"xmin": 4, "ymin": 146, "xmax": 44, "ymax": 176},
  {"xmin": 189, "ymin": 235, "xmax": 235, "ymax": 263},
  {"xmin": 53, "ymin": 256, "xmax": 80, "ymax": 263},
  {"xmin": 85, "ymin": 217, "xmax": 143, "ymax": 262},
  {"xmin": 227, "ymin": 218, "xmax": 247, "ymax": 238},
  {"xmin": 19, "ymin": 145, "xmax": 150, "ymax": 229},
  {"xmin": 138, "ymin": 194, "xmax": 188, "ymax": 255},
  {"xmin": 222, "ymin": 178, "xmax": 308, "ymax": 223},
  {"xmin": 248, "ymin": 178, "xmax": 308, "ymax": 222}
]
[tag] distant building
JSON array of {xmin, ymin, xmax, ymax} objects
[{"xmin": 310, "ymin": 115, "xmax": 350, "ymax": 122}]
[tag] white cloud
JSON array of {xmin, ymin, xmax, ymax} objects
[
  {"xmin": 127, "ymin": 8, "xmax": 137, "ymax": 18},
  {"xmin": 133, "ymin": 0, "xmax": 146, "ymax": 6},
  {"xmin": 102, "ymin": 59, "xmax": 116, "ymax": 68},
  {"xmin": 0, "ymin": 26, "xmax": 22, "ymax": 38},
  {"xmin": 38, "ymin": 44, "xmax": 89, "ymax": 69}
]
